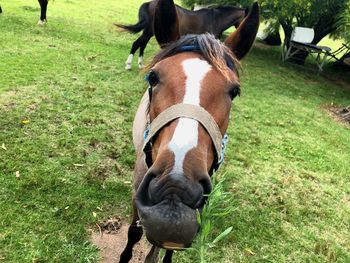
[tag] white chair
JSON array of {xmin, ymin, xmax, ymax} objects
[{"xmin": 282, "ymin": 27, "xmax": 331, "ymax": 71}]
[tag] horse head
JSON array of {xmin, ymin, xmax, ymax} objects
[{"xmin": 135, "ymin": 0, "xmax": 259, "ymax": 250}]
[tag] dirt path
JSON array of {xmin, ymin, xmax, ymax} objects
[
  {"xmin": 90, "ymin": 222, "xmax": 149, "ymax": 263},
  {"xmin": 326, "ymin": 105, "xmax": 350, "ymax": 128}
]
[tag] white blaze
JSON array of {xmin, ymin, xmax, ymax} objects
[{"xmin": 168, "ymin": 58, "xmax": 212, "ymax": 174}]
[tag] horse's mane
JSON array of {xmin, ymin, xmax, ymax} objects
[{"xmin": 149, "ymin": 34, "xmax": 240, "ymax": 81}]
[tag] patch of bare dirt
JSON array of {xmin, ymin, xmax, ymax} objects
[
  {"xmin": 90, "ymin": 218, "xmax": 148, "ymax": 263},
  {"xmin": 326, "ymin": 105, "xmax": 350, "ymax": 128}
]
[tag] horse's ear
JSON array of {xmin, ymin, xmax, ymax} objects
[
  {"xmin": 154, "ymin": 0, "xmax": 180, "ymax": 47},
  {"xmin": 225, "ymin": 2, "xmax": 260, "ymax": 60}
]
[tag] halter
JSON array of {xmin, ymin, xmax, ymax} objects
[{"xmin": 143, "ymin": 45, "xmax": 231, "ymax": 174}]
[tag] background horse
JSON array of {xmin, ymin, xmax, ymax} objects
[
  {"xmin": 116, "ymin": 0, "xmax": 248, "ymax": 70},
  {"xmin": 37, "ymin": 0, "xmax": 48, "ymax": 25},
  {"xmin": 0, "ymin": 0, "xmax": 48, "ymax": 25},
  {"xmin": 119, "ymin": 0, "xmax": 259, "ymax": 262}
]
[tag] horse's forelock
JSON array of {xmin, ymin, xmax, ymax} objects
[
  {"xmin": 197, "ymin": 34, "xmax": 240, "ymax": 80},
  {"xmin": 149, "ymin": 34, "xmax": 240, "ymax": 81}
]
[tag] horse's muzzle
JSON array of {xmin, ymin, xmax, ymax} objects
[
  {"xmin": 137, "ymin": 199, "xmax": 198, "ymax": 249},
  {"xmin": 135, "ymin": 170, "xmax": 210, "ymax": 248}
]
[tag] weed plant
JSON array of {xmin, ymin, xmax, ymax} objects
[{"xmin": 183, "ymin": 175, "xmax": 235, "ymax": 263}]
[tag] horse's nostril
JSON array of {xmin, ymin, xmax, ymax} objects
[
  {"xmin": 193, "ymin": 177, "xmax": 212, "ymax": 209},
  {"xmin": 136, "ymin": 171, "xmax": 156, "ymax": 207},
  {"xmin": 199, "ymin": 177, "xmax": 212, "ymax": 195}
]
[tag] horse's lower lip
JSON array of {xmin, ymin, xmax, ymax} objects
[
  {"xmin": 136, "ymin": 199, "xmax": 199, "ymax": 247},
  {"xmin": 162, "ymin": 242, "xmax": 185, "ymax": 250}
]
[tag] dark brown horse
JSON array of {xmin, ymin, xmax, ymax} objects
[
  {"xmin": 0, "ymin": 0, "xmax": 48, "ymax": 25},
  {"xmin": 116, "ymin": 0, "xmax": 248, "ymax": 70},
  {"xmin": 119, "ymin": 0, "xmax": 259, "ymax": 262}
]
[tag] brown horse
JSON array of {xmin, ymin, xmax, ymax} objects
[
  {"xmin": 119, "ymin": 0, "xmax": 259, "ymax": 262},
  {"xmin": 0, "ymin": 0, "xmax": 48, "ymax": 25},
  {"xmin": 116, "ymin": 0, "xmax": 248, "ymax": 70}
]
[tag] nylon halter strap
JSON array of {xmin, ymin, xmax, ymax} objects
[{"xmin": 143, "ymin": 103, "xmax": 225, "ymax": 173}]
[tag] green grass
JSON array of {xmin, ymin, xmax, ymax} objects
[{"xmin": 1, "ymin": 0, "xmax": 350, "ymax": 262}]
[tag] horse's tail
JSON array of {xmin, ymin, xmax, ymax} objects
[{"xmin": 115, "ymin": 2, "xmax": 150, "ymax": 34}]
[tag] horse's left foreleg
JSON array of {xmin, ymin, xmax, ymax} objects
[
  {"xmin": 138, "ymin": 32, "xmax": 153, "ymax": 69},
  {"xmin": 162, "ymin": 250, "xmax": 173, "ymax": 263},
  {"xmin": 119, "ymin": 200, "xmax": 143, "ymax": 263},
  {"xmin": 38, "ymin": 0, "xmax": 48, "ymax": 25},
  {"xmin": 125, "ymin": 34, "xmax": 145, "ymax": 70}
]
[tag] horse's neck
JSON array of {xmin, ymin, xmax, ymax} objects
[
  {"xmin": 178, "ymin": 7, "xmax": 241, "ymax": 31},
  {"xmin": 212, "ymin": 8, "xmax": 243, "ymax": 28}
]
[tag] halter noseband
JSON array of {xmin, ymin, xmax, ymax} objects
[{"xmin": 143, "ymin": 45, "xmax": 231, "ymax": 174}]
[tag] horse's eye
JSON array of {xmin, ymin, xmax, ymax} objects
[
  {"xmin": 146, "ymin": 71, "xmax": 160, "ymax": 87},
  {"xmin": 229, "ymin": 85, "xmax": 241, "ymax": 100}
]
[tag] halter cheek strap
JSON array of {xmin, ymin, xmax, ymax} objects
[{"xmin": 143, "ymin": 103, "xmax": 228, "ymax": 172}]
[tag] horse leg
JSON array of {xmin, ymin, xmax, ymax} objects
[
  {"xmin": 37, "ymin": 0, "xmax": 48, "ymax": 26},
  {"xmin": 125, "ymin": 34, "xmax": 145, "ymax": 70},
  {"xmin": 162, "ymin": 250, "xmax": 173, "ymax": 263},
  {"xmin": 144, "ymin": 245, "xmax": 160, "ymax": 263},
  {"xmin": 138, "ymin": 33, "xmax": 152, "ymax": 69},
  {"xmin": 0, "ymin": 5, "xmax": 2, "ymax": 14},
  {"xmin": 119, "ymin": 202, "xmax": 144, "ymax": 263}
]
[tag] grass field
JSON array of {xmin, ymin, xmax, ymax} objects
[{"xmin": 1, "ymin": 0, "xmax": 350, "ymax": 262}]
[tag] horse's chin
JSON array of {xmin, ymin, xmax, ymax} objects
[{"xmin": 136, "ymin": 199, "xmax": 199, "ymax": 249}]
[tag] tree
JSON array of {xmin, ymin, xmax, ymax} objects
[
  {"xmin": 333, "ymin": 1, "xmax": 350, "ymax": 68},
  {"xmin": 182, "ymin": 0, "xmax": 350, "ymax": 63}
]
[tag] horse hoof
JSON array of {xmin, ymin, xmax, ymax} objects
[
  {"xmin": 138, "ymin": 63, "xmax": 145, "ymax": 69},
  {"xmin": 125, "ymin": 64, "xmax": 132, "ymax": 70},
  {"xmin": 37, "ymin": 19, "xmax": 46, "ymax": 26}
]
